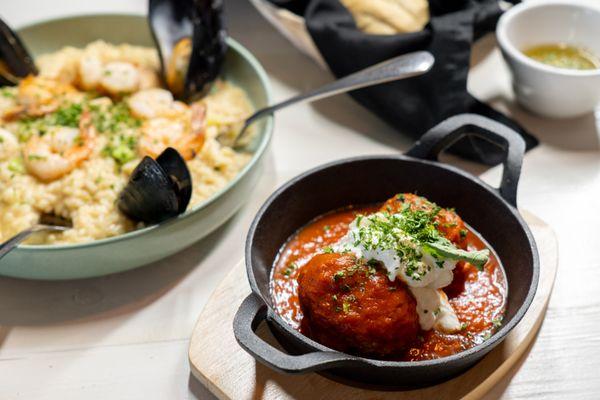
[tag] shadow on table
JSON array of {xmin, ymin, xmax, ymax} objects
[
  {"xmin": 0, "ymin": 217, "xmax": 234, "ymax": 327},
  {"xmin": 480, "ymin": 312, "xmax": 547, "ymax": 400},
  {"xmin": 245, "ymin": 316, "xmax": 544, "ymax": 400},
  {"xmin": 502, "ymin": 103, "xmax": 600, "ymax": 152}
]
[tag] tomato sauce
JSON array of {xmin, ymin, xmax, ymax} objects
[{"xmin": 271, "ymin": 205, "xmax": 507, "ymax": 361}]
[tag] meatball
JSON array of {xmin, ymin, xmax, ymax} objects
[
  {"xmin": 297, "ymin": 253, "xmax": 419, "ymax": 358},
  {"xmin": 381, "ymin": 193, "xmax": 470, "ymax": 297},
  {"xmin": 380, "ymin": 193, "xmax": 467, "ymax": 247}
]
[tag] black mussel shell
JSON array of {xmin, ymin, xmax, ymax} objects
[
  {"xmin": 118, "ymin": 148, "xmax": 192, "ymax": 224},
  {"xmin": 0, "ymin": 17, "xmax": 37, "ymax": 86},
  {"xmin": 156, "ymin": 147, "xmax": 192, "ymax": 214},
  {"xmin": 148, "ymin": 0, "xmax": 227, "ymax": 101}
]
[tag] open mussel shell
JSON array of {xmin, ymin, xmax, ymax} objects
[
  {"xmin": 156, "ymin": 147, "xmax": 192, "ymax": 213},
  {"xmin": 148, "ymin": 0, "xmax": 227, "ymax": 101},
  {"xmin": 0, "ymin": 17, "xmax": 37, "ymax": 86},
  {"xmin": 118, "ymin": 147, "xmax": 192, "ymax": 224}
]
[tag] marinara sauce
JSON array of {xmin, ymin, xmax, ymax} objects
[{"xmin": 271, "ymin": 204, "xmax": 507, "ymax": 361}]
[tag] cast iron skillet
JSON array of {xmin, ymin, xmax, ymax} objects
[{"xmin": 233, "ymin": 114, "xmax": 539, "ymax": 389}]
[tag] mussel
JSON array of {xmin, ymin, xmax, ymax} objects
[
  {"xmin": 148, "ymin": 0, "xmax": 227, "ymax": 101},
  {"xmin": 0, "ymin": 17, "xmax": 37, "ymax": 86},
  {"xmin": 118, "ymin": 147, "xmax": 192, "ymax": 224}
]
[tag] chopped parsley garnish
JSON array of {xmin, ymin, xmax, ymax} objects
[
  {"xmin": 12, "ymin": 98, "xmax": 142, "ymax": 166},
  {"xmin": 7, "ymin": 158, "xmax": 24, "ymax": 174},
  {"xmin": 364, "ymin": 266, "xmax": 376, "ymax": 277},
  {"xmin": 0, "ymin": 88, "xmax": 16, "ymax": 98},
  {"xmin": 91, "ymin": 101, "xmax": 141, "ymax": 133},
  {"xmin": 323, "ymin": 225, "xmax": 331, "ymax": 232},
  {"xmin": 342, "ymin": 204, "xmax": 489, "ymax": 278},
  {"xmin": 342, "ymin": 302, "xmax": 351, "ymax": 313},
  {"xmin": 332, "ymin": 270, "xmax": 345, "ymax": 282},
  {"xmin": 51, "ymin": 103, "xmax": 83, "ymax": 127},
  {"xmin": 492, "ymin": 316, "xmax": 503, "ymax": 329},
  {"xmin": 322, "ymin": 246, "xmax": 334, "ymax": 254},
  {"xmin": 17, "ymin": 103, "xmax": 84, "ymax": 136},
  {"xmin": 282, "ymin": 262, "xmax": 297, "ymax": 277},
  {"xmin": 102, "ymin": 133, "xmax": 137, "ymax": 166}
]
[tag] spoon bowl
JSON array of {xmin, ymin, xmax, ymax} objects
[{"xmin": 0, "ymin": 214, "xmax": 72, "ymax": 261}]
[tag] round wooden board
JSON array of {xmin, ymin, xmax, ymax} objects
[{"xmin": 189, "ymin": 211, "xmax": 558, "ymax": 400}]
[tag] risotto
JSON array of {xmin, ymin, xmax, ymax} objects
[{"xmin": 0, "ymin": 41, "xmax": 254, "ymax": 244}]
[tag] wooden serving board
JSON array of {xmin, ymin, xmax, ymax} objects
[{"xmin": 189, "ymin": 211, "xmax": 558, "ymax": 400}]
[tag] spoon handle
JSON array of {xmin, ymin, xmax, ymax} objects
[
  {"xmin": 0, "ymin": 225, "xmax": 68, "ymax": 260},
  {"xmin": 236, "ymin": 51, "xmax": 434, "ymax": 144},
  {"xmin": 0, "ymin": 227, "xmax": 37, "ymax": 260}
]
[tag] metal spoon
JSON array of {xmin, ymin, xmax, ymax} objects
[
  {"xmin": 0, "ymin": 214, "xmax": 72, "ymax": 260},
  {"xmin": 233, "ymin": 51, "xmax": 435, "ymax": 146}
]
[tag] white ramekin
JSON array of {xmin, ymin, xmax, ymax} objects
[{"xmin": 497, "ymin": 0, "xmax": 600, "ymax": 118}]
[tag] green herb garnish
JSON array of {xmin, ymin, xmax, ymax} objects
[
  {"xmin": 282, "ymin": 262, "xmax": 297, "ymax": 277},
  {"xmin": 333, "ymin": 270, "xmax": 345, "ymax": 282},
  {"xmin": 345, "ymin": 202, "xmax": 489, "ymax": 275},
  {"xmin": 7, "ymin": 158, "xmax": 24, "ymax": 174},
  {"xmin": 342, "ymin": 302, "xmax": 351, "ymax": 313},
  {"xmin": 102, "ymin": 133, "xmax": 137, "ymax": 166},
  {"xmin": 492, "ymin": 316, "xmax": 503, "ymax": 329},
  {"xmin": 322, "ymin": 246, "xmax": 334, "ymax": 254}
]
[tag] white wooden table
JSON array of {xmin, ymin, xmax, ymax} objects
[{"xmin": 1, "ymin": 1, "xmax": 599, "ymax": 399}]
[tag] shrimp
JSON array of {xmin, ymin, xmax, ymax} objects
[
  {"xmin": 99, "ymin": 61, "xmax": 140, "ymax": 95},
  {"xmin": 127, "ymin": 88, "xmax": 176, "ymax": 119},
  {"xmin": 0, "ymin": 91, "xmax": 18, "ymax": 121},
  {"xmin": 138, "ymin": 102, "xmax": 206, "ymax": 160},
  {"xmin": 23, "ymin": 111, "xmax": 96, "ymax": 182},
  {"xmin": 138, "ymin": 67, "xmax": 160, "ymax": 90},
  {"xmin": 4, "ymin": 76, "xmax": 77, "ymax": 120},
  {"xmin": 78, "ymin": 57, "xmax": 160, "ymax": 96},
  {"xmin": 78, "ymin": 54, "xmax": 104, "ymax": 91}
]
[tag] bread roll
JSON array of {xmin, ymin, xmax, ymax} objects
[{"xmin": 340, "ymin": 0, "xmax": 429, "ymax": 35}]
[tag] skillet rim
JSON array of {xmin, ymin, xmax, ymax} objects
[{"xmin": 244, "ymin": 153, "xmax": 540, "ymax": 368}]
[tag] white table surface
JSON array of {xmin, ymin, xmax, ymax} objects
[{"xmin": 1, "ymin": 1, "xmax": 599, "ymax": 399}]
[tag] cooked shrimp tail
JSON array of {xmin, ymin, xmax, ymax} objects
[{"xmin": 23, "ymin": 109, "xmax": 96, "ymax": 182}]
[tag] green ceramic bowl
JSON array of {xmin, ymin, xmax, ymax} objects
[{"xmin": 0, "ymin": 14, "xmax": 273, "ymax": 280}]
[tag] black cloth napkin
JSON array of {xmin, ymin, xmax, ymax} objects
[{"xmin": 267, "ymin": 0, "xmax": 537, "ymax": 165}]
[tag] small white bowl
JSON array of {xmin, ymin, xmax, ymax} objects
[{"xmin": 497, "ymin": 0, "xmax": 600, "ymax": 118}]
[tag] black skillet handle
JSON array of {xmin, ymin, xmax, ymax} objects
[
  {"xmin": 405, "ymin": 114, "xmax": 525, "ymax": 207},
  {"xmin": 233, "ymin": 294, "xmax": 360, "ymax": 374}
]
